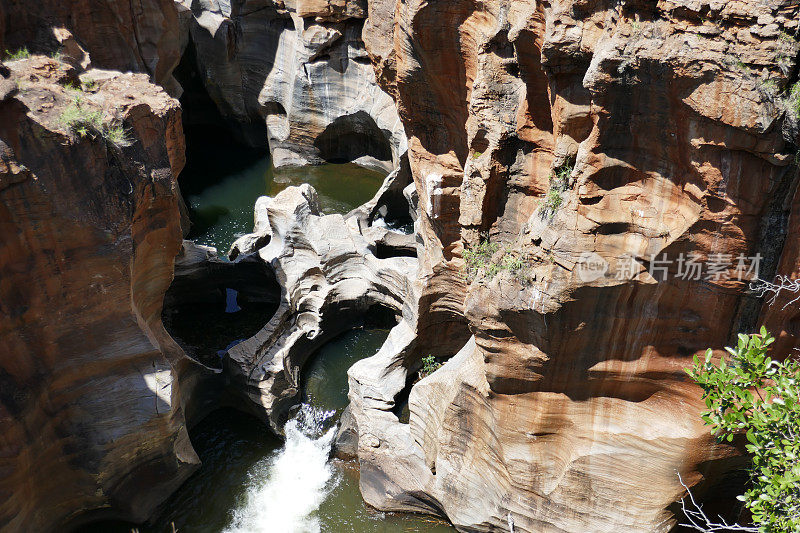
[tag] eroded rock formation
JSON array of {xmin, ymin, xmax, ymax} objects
[
  {"xmin": 0, "ymin": 57, "xmax": 198, "ymax": 530},
  {"xmin": 2, "ymin": 0, "xmax": 800, "ymax": 531},
  {"xmin": 342, "ymin": 1, "xmax": 800, "ymax": 532},
  {"xmin": 185, "ymin": 0, "xmax": 407, "ymax": 170},
  {"xmin": 224, "ymin": 164, "xmax": 418, "ymax": 430}
]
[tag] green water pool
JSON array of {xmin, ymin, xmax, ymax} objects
[{"xmin": 180, "ymin": 145, "xmax": 386, "ymax": 254}]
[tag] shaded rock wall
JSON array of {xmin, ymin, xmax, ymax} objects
[
  {"xmin": 346, "ymin": 0, "xmax": 800, "ymax": 532},
  {"xmin": 0, "ymin": 58, "xmax": 198, "ymax": 531}
]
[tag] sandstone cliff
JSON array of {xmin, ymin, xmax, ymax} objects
[
  {"xmin": 0, "ymin": 57, "xmax": 198, "ymax": 530},
  {"xmin": 343, "ymin": 0, "xmax": 800, "ymax": 531},
  {"xmin": 1, "ymin": 0, "xmax": 800, "ymax": 532},
  {"xmin": 0, "ymin": 0, "xmax": 188, "ymax": 94}
]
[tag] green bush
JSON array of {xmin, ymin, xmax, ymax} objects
[
  {"xmin": 60, "ymin": 101, "xmax": 103, "ymax": 139},
  {"xmin": 463, "ymin": 240, "xmax": 500, "ymax": 280},
  {"xmin": 104, "ymin": 125, "xmax": 133, "ymax": 148},
  {"xmin": 541, "ymin": 160, "xmax": 573, "ymax": 220},
  {"xmin": 462, "ymin": 240, "xmax": 529, "ymax": 283},
  {"xmin": 543, "ymin": 189, "xmax": 563, "ymax": 213},
  {"xmin": 4, "ymin": 48, "xmax": 30, "ymax": 61},
  {"xmin": 687, "ymin": 327, "xmax": 800, "ymax": 532},
  {"xmin": 419, "ymin": 355, "xmax": 443, "ymax": 378}
]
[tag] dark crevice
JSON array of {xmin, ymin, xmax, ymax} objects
[
  {"xmin": 732, "ymin": 162, "xmax": 800, "ymax": 339},
  {"xmin": 373, "ymin": 241, "xmax": 417, "ymax": 259},
  {"xmin": 172, "ymin": 36, "xmax": 270, "ymax": 244},
  {"xmin": 173, "ymin": 33, "xmax": 269, "ymax": 150}
]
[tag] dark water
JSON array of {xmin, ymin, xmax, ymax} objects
[
  {"xmin": 78, "ymin": 329, "xmax": 453, "ymax": 533},
  {"xmin": 83, "ymin": 132, "xmax": 451, "ymax": 532},
  {"xmin": 180, "ymin": 149, "xmax": 385, "ymax": 254},
  {"xmin": 163, "ymin": 293, "xmax": 278, "ymax": 368},
  {"xmin": 302, "ymin": 328, "xmax": 389, "ymax": 415}
]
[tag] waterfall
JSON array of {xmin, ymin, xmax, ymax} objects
[{"xmin": 224, "ymin": 404, "xmax": 338, "ymax": 533}]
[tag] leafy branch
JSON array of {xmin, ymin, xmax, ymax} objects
[{"xmin": 687, "ymin": 328, "xmax": 800, "ymax": 532}]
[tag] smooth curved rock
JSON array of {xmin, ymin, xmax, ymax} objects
[
  {"xmin": 186, "ymin": 0, "xmax": 407, "ymax": 170},
  {"xmin": 224, "ymin": 166, "xmax": 419, "ymax": 431}
]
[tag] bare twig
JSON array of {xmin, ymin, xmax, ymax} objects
[
  {"xmin": 751, "ymin": 276, "xmax": 800, "ymax": 310},
  {"xmin": 677, "ymin": 473, "xmax": 758, "ymax": 533}
]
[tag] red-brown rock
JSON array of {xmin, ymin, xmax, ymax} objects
[{"xmin": 0, "ymin": 57, "xmax": 197, "ymax": 532}]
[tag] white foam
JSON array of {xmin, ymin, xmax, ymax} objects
[{"xmin": 224, "ymin": 405, "xmax": 337, "ymax": 533}]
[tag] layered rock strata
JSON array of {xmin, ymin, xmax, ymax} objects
[
  {"xmin": 343, "ymin": 1, "xmax": 800, "ymax": 532},
  {"xmin": 0, "ymin": 57, "xmax": 198, "ymax": 531}
]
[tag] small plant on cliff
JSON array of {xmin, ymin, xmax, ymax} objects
[
  {"xmin": 60, "ymin": 100, "xmax": 103, "ymax": 139},
  {"xmin": 463, "ymin": 239, "xmax": 530, "ymax": 284},
  {"xmin": 543, "ymin": 189, "xmax": 563, "ymax": 213},
  {"xmin": 60, "ymin": 91, "xmax": 132, "ymax": 147},
  {"xmin": 684, "ymin": 328, "xmax": 800, "ymax": 532},
  {"xmin": 104, "ymin": 124, "xmax": 133, "ymax": 148},
  {"xmin": 779, "ymin": 31, "xmax": 798, "ymax": 45},
  {"xmin": 419, "ymin": 355, "xmax": 443, "ymax": 379},
  {"xmin": 4, "ymin": 47, "xmax": 30, "ymax": 61},
  {"xmin": 464, "ymin": 240, "xmax": 500, "ymax": 280},
  {"xmin": 541, "ymin": 159, "xmax": 573, "ymax": 220},
  {"xmin": 790, "ymin": 81, "xmax": 800, "ymax": 117}
]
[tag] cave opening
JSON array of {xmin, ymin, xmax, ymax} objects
[{"xmin": 314, "ymin": 110, "xmax": 394, "ymax": 169}]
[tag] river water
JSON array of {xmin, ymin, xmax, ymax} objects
[
  {"xmin": 180, "ymin": 144, "xmax": 387, "ymax": 254},
  {"xmin": 79, "ymin": 329, "xmax": 453, "ymax": 533},
  {"xmin": 77, "ymin": 153, "xmax": 454, "ymax": 532}
]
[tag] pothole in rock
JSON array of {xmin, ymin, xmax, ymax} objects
[
  {"xmin": 163, "ymin": 296, "xmax": 278, "ymax": 370},
  {"xmin": 162, "ymin": 258, "xmax": 281, "ymax": 369}
]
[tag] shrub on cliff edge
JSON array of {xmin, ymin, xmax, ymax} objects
[
  {"xmin": 463, "ymin": 240, "xmax": 529, "ymax": 283},
  {"xmin": 59, "ymin": 91, "xmax": 132, "ymax": 148},
  {"xmin": 686, "ymin": 327, "xmax": 800, "ymax": 532}
]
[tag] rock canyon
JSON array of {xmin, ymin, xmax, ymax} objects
[{"xmin": 1, "ymin": 0, "xmax": 799, "ymax": 532}]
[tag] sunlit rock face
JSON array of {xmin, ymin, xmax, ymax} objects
[
  {"xmin": 225, "ymin": 164, "xmax": 419, "ymax": 431},
  {"xmin": 185, "ymin": 0, "xmax": 407, "ymax": 171},
  {"xmin": 0, "ymin": 58, "xmax": 198, "ymax": 531},
  {"xmin": 345, "ymin": 1, "xmax": 800, "ymax": 531}
]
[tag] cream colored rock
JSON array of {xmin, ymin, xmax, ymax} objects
[{"xmin": 224, "ymin": 166, "xmax": 418, "ymax": 431}]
